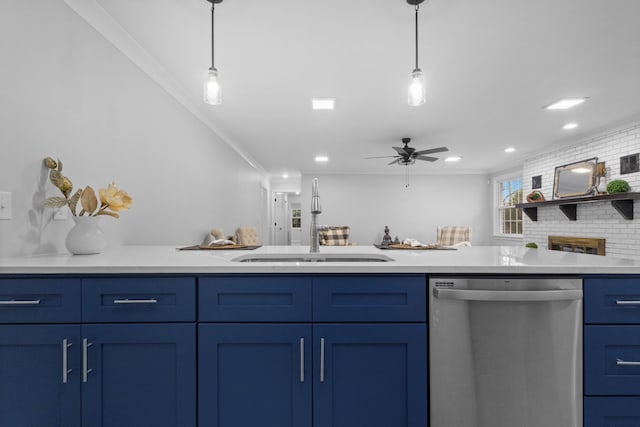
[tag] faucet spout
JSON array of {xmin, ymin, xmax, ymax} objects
[{"xmin": 310, "ymin": 178, "xmax": 323, "ymax": 253}]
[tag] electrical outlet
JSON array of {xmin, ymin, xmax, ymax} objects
[{"xmin": 0, "ymin": 192, "xmax": 12, "ymax": 220}]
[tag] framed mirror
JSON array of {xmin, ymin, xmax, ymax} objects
[{"xmin": 553, "ymin": 157, "xmax": 598, "ymax": 199}]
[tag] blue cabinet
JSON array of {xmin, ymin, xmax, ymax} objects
[
  {"xmin": 0, "ymin": 325, "xmax": 81, "ymax": 427},
  {"xmin": 82, "ymin": 324, "xmax": 196, "ymax": 427},
  {"xmin": 313, "ymin": 324, "xmax": 427, "ymax": 427},
  {"xmin": 585, "ymin": 397, "xmax": 640, "ymax": 426},
  {"xmin": 0, "ymin": 276, "xmax": 197, "ymax": 427},
  {"xmin": 584, "ymin": 276, "xmax": 640, "ymax": 425},
  {"xmin": 198, "ymin": 324, "xmax": 312, "ymax": 427},
  {"xmin": 198, "ymin": 274, "xmax": 427, "ymax": 427}
]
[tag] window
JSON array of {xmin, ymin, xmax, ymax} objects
[
  {"xmin": 496, "ymin": 176, "xmax": 523, "ymax": 235},
  {"xmin": 291, "ymin": 207, "xmax": 301, "ymax": 229}
]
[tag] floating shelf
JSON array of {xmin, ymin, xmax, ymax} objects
[{"xmin": 515, "ymin": 192, "xmax": 640, "ymax": 221}]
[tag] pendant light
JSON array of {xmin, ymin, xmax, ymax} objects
[
  {"xmin": 204, "ymin": 0, "xmax": 223, "ymax": 105},
  {"xmin": 407, "ymin": 0, "xmax": 426, "ymax": 106}
]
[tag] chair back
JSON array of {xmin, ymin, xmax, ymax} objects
[
  {"xmin": 235, "ymin": 226, "xmax": 260, "ymax": 246},
  {"xmin": 436, "ymin": 226, "xmax": 471, "ymax": 246},
  {"xmin": 319, "ymin": 226, "xmax": 350, "ymax": 246}
]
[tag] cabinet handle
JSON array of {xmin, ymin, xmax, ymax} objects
[
  {"xmin": 320, "ymin": 338, "xmax": 325, "ymax": 383},
  {"xmin": 616, "ymin": 358, "xmax": 640, "ymax": 366},
  {"xmin": 0, "ymin": 299, "xmax": 41, "ymax": 306},
  {"xmin": 113, "ymin": 298, "xmax": 158, "ymax": 304},
  {"xmin": 299, "ymin": 338, "xmax": 305, "ymax": 383},
  {"xmin": 82, "ymin": 339, "xmax": 93, "ymax": 383},
  {"xmin": 62, "ymin": 339, "xmax": 73, "ymax": 383},
  {"xmin": 615, "ymin": 300, "xmax": 640, "ymax": 305}
]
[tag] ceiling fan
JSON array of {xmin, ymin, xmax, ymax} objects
[{"xmin": 366, "ymin": 137, "xmax": 449, "ymax": 165}]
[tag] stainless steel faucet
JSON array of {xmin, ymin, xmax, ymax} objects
[{"xmin": 310, "ymin": 178, "xmax": 327, "ymax": 253}]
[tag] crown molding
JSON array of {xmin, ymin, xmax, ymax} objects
[{"xmin": 63, "ymin": 0, "xmax": 267, "ymax": 177}]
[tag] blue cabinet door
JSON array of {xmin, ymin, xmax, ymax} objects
[
  {"xmin": 0, "ymin": 325, "xmax": 81, "ymax": 427},
  {"xmin": 81, "ymin": 324, "xmax": 196, "ymax": 427},
  {"xmin": 585, "ymin": 397, "xmax": 640, "ymax": 426},
  {"xmin": 313, "ymin": 324, "xmax": 427, "ymax": 427},
  {"xmin": 198, "ymin": 324, "xmax": 312, "ymax": 427}
]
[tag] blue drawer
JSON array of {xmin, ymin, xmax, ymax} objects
[
  {"xmin": 585, "ymin": 397, "xmax": 640, "ymax": 426},
  {"xmin": 585, "ymin": 325, "xmax": 640, "ymax": 395},
  {"xmin": 585, "ymin": 277, "xmax": 640, "ymax": 324},
  {"xmin": 82, "ymin": 277, "xmax": 195, "ymax": 322},
  {"xmin": 198, "ymin": 276, "xmax": 312, "ymax": 322},
  {"xmin": 0, "ymin": 278, "xmax": 81, "ymax": 323},
  {"xmin": 313, "ymin": 275, "xmax": 426, "ymax": 322}
]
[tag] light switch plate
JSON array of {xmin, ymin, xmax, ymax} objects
[{"xmin": 0, "ymin": 192, "xmax": 12, "ymax": 220}]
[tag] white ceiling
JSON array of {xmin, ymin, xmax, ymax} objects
[{"xmin": 81, "ymin": 0, "xmax": 640, "ymax": 175}]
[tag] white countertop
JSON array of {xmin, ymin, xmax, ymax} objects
[{"xmin": 0, "ymin": 245, "xmax": 639, "ymax": 275}]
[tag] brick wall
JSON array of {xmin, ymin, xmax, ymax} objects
[{"xmin": 522, "ymin": 122, "xmax": 640, "ymax": 259}]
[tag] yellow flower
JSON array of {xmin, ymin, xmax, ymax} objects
[
  {"xmin": 99, "ymin": 183, "xmax": 133, "ymax": 212},
  {"xmin": 59, "ymin": 176, "xmax": 73, "ymax": 197},
  {"xmin": 44, "ymin": 157, "xmax": 58, "ymax": 169}
]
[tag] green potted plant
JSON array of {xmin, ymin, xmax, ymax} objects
[
  {"xmin": 525, "ymin": 242, "xmax": 538, "ymax": 248},
  {"xmin": 606, "ymin": 179, "xmax": 630, "ymax": 194}
]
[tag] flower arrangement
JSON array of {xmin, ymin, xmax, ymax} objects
[
  {"xmin": 42, "ymin": 157, "xmax": 132, "ymax": 218},
  {"xmin": 526, "ymin": 190, "xmax": 545, "ymax": 203}
]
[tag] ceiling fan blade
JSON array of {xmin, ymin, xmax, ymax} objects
[
  {"xmin": 393, "ymin": 146, "xmax": 408, "ymax": 155},
  {"xmin": 388, "ymin": 158, "xmax": 401, "ymax": 165},
  {"xmin": 415, "ymin": 155, "xmax": 438, "ymax": 161},
  {"xmin": 365, "ymin": 155, "xmax": 398, "ymax": 159},
  {"xmin": 414, "ymin": 146, "xmax": 449, "ymax": 155}
]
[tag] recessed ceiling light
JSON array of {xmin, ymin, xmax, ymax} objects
[
  {"xmin": 563, "ymin": 123, "xmax": 579, "ymax": 130},
  {"xmin": 544, "ymin": 98, "xmax": 588, "ymax": 110},
  {"xmin": 504, "ymin": 147, "xmax": 516, "ymax": 153},
  {"xmin": 444, "ymin": 156, "xmax": 462, "ymax": 162},
  {"xmin": 282, "ymin": 173, "xmax": 289, "ymax": 179},
  {"xmin": 311, "ymin": 98, "xmax": 335, "ymax": 110},
  {"xmin": 315, "ymin": 155, "xmax": 329, "ymax": 162}
]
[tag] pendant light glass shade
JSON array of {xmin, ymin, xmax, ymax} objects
[
  {"xmin": 408, "ymin": 68, "xmax": 426, "ymax": 106},
  {"xmin": 407, "ymin": 0, "xmax": 426, "ymax": 106},
  {"xmin": 204, "ymin": 67, "xmax": 221, "ymax": 105},
  {"xmin": 204, "ymin": 0, "xmax": 222, "ymax": 105}
]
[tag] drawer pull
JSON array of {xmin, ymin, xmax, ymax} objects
[
  {"xmin": 0, "ymin": 299, "xmax": 41, "ymax": 306},
  {"xmin": 300, "ymin": 338, "xmax": 305, "ymax": 383},
  {"xmin": 62, "ymin": 339, "xmax": 73, "ymax": 384},
  {"xmin": 320, "ymin": 338, "xmax": 325, "ymax": 383},
  {"xmin": 82, "ymin": 339, "xmax": 93, "ymax": 383},
  {"xmin": 616, "ymin": 358, "xmax": 640, "ymax": 366},
  {"xmin": 615, "ymin": 300, "xmax": 640, "ymax": 305},
  {"xmin": 113, "ymin": 298, "xmax": 158, "ymax": 305}
]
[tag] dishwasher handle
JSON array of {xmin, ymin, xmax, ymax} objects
[{"xmin": 433, "ymin": 288, "xmax": 582, "ymax": 302}]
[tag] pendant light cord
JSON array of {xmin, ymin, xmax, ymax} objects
[
  {"xmin": 210, "ymin": 4, "xmax": 215, "ymax": 69},
  {"xmin": 414, "ymin": 4, "xmax": 420, "ymax": 71}
]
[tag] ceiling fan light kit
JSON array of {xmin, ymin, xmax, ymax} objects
[
  {"xmin": 204, "ymin": 0, "xmax": 223, "ymax": 105},
  {"xmin": 366, "ymin": 137, "xmax": 448, "ymax": 166},
  {"xmin": 407, "ymin": 0, "xmax": 426, "ymax": 106}
]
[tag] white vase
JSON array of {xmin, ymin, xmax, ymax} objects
[{"xmin": 65, "ymin": 216, "xmax": 107, "ymax": 255}]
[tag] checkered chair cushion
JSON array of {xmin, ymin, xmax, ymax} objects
[
  {"xmin": 319, "ymin": 226, "xmax": 350, "ymax": 246},
  {"xmin": 235, "ymin": 226, "xmax": 260, "ymax": 246},
  {"xmin": 436, "ymin": 226, "xmax": 471, "ymax": 247}
]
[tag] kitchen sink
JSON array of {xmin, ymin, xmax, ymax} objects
[{"xmin": 231, "ymin": 253, "xmax": 394, "ymax": 263}]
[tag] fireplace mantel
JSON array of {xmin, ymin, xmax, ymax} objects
[
  {"xmin": 516, "ymin": 192, "xmax": 640, "ymax": 221},
  {"xmin": 548, "ymin": 236, "xmax": 606, "ymax": 256}
]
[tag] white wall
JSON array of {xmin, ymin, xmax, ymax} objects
[
  {"xmin": 0, "ymin": 0, "xmax": 265, "ymax": 257},
  {"xmin": 299, "ymin": 173, "xmax": 492, "ymax": 246},
  {"xmin": 522, "ymin": 122, "xmax": 640, "ymax": 258}
]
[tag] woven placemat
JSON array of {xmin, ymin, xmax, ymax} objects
[
  {"xmin": 374, "ymin": 244, "xmax": 456, "ymax": 250},
  {"xmin": 177, "ymin": 244, "xmax": 261, "ymax": 251}
]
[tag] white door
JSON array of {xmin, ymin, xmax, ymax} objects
[{"xmin": 272, "ymin": 193, "xmax": 290, "ymax": 245}]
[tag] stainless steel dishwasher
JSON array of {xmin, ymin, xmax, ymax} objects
[{"xmin": 429, "ymin": 277, "xmax": 582, "ymax": 427}]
